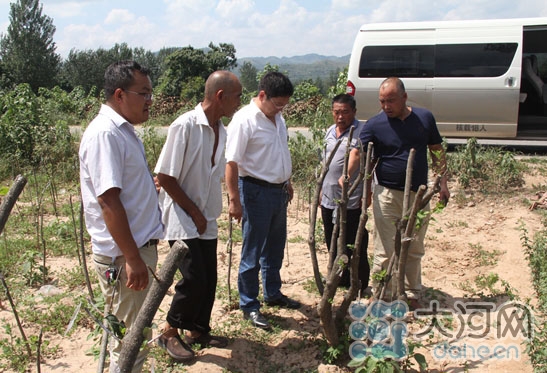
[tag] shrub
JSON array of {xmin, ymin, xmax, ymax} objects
[
  {"xmin": 0, "ymin": 84, "xmax": 79, "ymax": 181},
  {"xmin": 520, "ymin": 224, "xmax": 547, "ymax": 370},
  {"xmin": 448, "ymin": 138, "xmax": 525, "ymax": 193}
]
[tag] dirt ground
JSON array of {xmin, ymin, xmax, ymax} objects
[{"xmin": 1, "ymin": 169, "xmax": 544, "ymax": 373}]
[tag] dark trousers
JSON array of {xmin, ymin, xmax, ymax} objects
[
  {"xmin": 166, "ymin": 238, "xmax": 218, "ymax": 334},
  {"xmin": 321, "ymin": 206, "xmax": 370, "ymax": 290}
]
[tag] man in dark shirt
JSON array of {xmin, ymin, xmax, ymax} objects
[{"xmin": 346, "ymin": 77, "xmax": 450, "ymax": 308}]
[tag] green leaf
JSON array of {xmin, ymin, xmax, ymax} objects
[
  {"xmin": 365, "ymin": 355, "xmax": 380, "ymax": 370},
  {"xmin": 348, "ymin": 358, "xmax": 366, "ymax": 368},
  {"xmin": 414, "ymin": 353, "xmax": 428, "ymax": 371}
]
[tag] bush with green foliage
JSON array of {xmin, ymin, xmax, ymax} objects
[
  {"xmin": 288, "ymin": 132, "xmax": 322, "ymax": 190},
  {"xmin": 293, "ymin": 80, "xmax": 322, "ymax": 102},
  {"xmin": 520, "ymin": 223, "xmax": 547, "ymax": 371},
  {"xmin": 0, "ymin": 84, "xmax": 82, "ymax": 180},
  {"xmin": 447, "ymin": 138, "xmax": 525, "ymax": 193}
]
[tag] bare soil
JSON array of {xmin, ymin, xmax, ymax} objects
[{"xmin": 1, "ymin": 170, "xmax": 544, "ymax": 373}]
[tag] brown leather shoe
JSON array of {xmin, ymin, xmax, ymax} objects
[
  {"xmin": 157, "ymin": 331, "xmax": 195, "ymax": 362},
  {"xmin": 408, "ymin": 298, "xmax": 423, "ymax": 311}
]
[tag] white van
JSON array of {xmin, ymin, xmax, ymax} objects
[{"xmin": 346, "ymin": 18, "xmax": 547, "ymax": 141}]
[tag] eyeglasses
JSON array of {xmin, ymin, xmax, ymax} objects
[
  {"xmin": 333, "ymin": 110, "xmax": 352, "ymax": 116},
  {"xmin": 268, "ymin": 97, "xmax": 288, "ymax": 110},
  {"xmin": 125, "ymin": 90, "xmax": 153, "ymax": 101}
]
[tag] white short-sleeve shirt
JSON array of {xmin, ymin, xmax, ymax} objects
[
  {"xmin": 79, "ymin": 104, "xmax": 164, "ymax": 259},
  {"xmin": 225, "ymin": 99, "xmax": 292, "ymax": 184},
  {"xmin": 154, "ymin": 103, "xmax": 226, "ymax": 240}
]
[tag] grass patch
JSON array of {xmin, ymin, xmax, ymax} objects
[
  {"xmin": 456, "ymin": 273, "xmax": 517, "ymax": 301},
  {"xmin": 448, "ymin": 138, "xmax": 526, "ymax": 194},
  {"xmin": 469, "ymin": 242, "xmax": 504, "ymax": 266}
]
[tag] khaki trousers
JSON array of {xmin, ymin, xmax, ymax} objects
[
  {"xmin": 371, "ymin": 185, "xmax": 429, "ymax": 299},
  {"xmin": 93, "ymin": 244, "xmax": 158, "ymax": 373}
]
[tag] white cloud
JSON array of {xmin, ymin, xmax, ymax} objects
[
  {"xmin": 56, "ymin": 14, "xmax": 159, "ymax": 56},
  {"xmin": 216, "ymin": 0, "xmax": 254, "ymax": 18},
  {"xmin": 104, "ymin": 9, "xmax": 136, "ymax": 25},
  {"xmin": 331, "ymin": 0, "xmax": 355, "ymax": 10},
  {"xmin": 58, "ymin": 23, "xmax": 107, "ymax": 54},
  {"xmin": 43, "ymin": 2, "xmax": 88, "ymax": 19}
]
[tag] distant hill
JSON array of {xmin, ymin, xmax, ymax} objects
[{"xmin": 234, "ymin": 53, "xmax": 350, "ymax": 83}]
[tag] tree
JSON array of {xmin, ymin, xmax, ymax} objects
[
  {"xmin": 157, "ymin": 42, "xmax": 237, "ymax": 98},
  {"xmin": 59, "ymin": 43, "xmax": 164, "ymax": 94},
  {"xmin": 239, "ymin": 61, "xmax": 258, "ymax": 92},
  {"xmin": 292, "ymin": 79, "xmax": 321, "ymax": 102},
  {"xmin": 157, "ymin": 46, "xmax": 208, "ymax": 97},
  {"xmin": 206, "ymin": 42, "xmax": 237, "ymax": 71},
  {"xmin": 0, "ymin": 0, "xmax": 60, "ymax": 91},
  {"xmin": 58, "ymin": 48, "xmax": 107, "ymax": 93},
  {"xmin": 256, "ymin": 63, "xmax": 280, "ymax": 84},
  {"xmin": 327, "ymin": 67, "xmax": 348, "ymax": 97}
]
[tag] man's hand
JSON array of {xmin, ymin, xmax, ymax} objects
[
  {"xmin": 228, "ymin": 198, "xmax": 242, "ymax": 223},
  {"xmin": 439, "ymin": 183, "xmax": 450, "ymax": 206},
  {"xmin": 157, "ymin": 173, "xmax": 206, "ymax": 234},
  {"xmin": 153, "ymin": 175, "xmax": 161, "ymax": 193},
  {"xmin": 124, "ymin": 255, "xmax": 149, "ymax": 291},
  {"xmin": 190, "ymin": 210, "xmax": 207, "ymax": 235},
  {"xmin": 286, "ymin": 181, "xmax": 294, "ymax": 203},
  {"xmin": 225, "ymin": 161, "xmax": 242, "ymax": 223}
]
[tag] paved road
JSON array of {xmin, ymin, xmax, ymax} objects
[
  {"xmin": 70, "ymin": 126, "xmax": 547, "ymax": 152},
  {"xmin": 71, "ymin": 125, "xmax": 312, "ymax": 139}
]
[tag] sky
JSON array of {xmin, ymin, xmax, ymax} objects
[{"xmin": 1, "ymin": 0, "xmax": 547, "ymax": 59}]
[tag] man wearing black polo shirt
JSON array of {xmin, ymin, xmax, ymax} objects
[{"xmin": 347, "ymin": 77, "xmax": 450, "ymax": 309}]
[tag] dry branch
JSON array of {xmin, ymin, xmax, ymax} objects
[
  {"xmin": 117, "ymin": 240, "xmax": 188, "ymax": 372},
  {"xmin": 0, "ymin": 175, "xmax": 27, "ymax": 311},
  {"xmin": 373, "ymin": 156, "xmax": 444, "ymax": 302},
  {"xmin": 397, "ymin": 185, "xmax": 426, "ymax": 299},
  {"xmin": 0, "ymin": 273, "xmax": 32, "ymax": 357},
  {"xmin": 0, "ymin": 174, "xmax": 27, "ymax": 235},
  {"xmin": 308, "ymin": 139, "xmax": 341, "ymax": 296},
  {"xmin": 318, "ymin": 136, "xmax": 372, "ymax": 346},
  {"xmin": 335, "ymin": 141, "xmax": 373, "ymax": 323}
]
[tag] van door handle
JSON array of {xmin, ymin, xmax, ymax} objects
[{"xmin": 506, "ymin": 77, "xmax": 516, "ymax": 87}]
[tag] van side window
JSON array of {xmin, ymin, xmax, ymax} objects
[
  {"xmin": 359, "ymin": 45, "xmax": 434, "ymax": 78},
  {"xmin": 435, "ymin": 43, "xmax": 518, "ymax": 77},
  {"xmin": 359, "ymin": 43, "xmax": 517, "ymax": 78}
]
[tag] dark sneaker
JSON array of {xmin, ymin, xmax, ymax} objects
[
  {"xmin": 243, "ymin": 310, "xmax": 271, "ymax": 329},
  {"xmin": 157, "ymin": 331, "xmax": 195, "ymax": 362},
  {"xmin": 265, "ymin": 294, "xmax": 301, "ymax": 309},
  {"xmin": 183, "ymin": 333, "xmax": 228, "ymax": 349}
]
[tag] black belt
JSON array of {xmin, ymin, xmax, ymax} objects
[
  {"xmin": 242, "ymin": 176, "xmax": 286, "ymax": 189},
  {"xmin": 141, "ymin": 239, "xmax": 159, "ymax": 248}
]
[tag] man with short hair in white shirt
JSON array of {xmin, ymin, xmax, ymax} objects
[
  {"xmin": 154, "ymin": 71, "xmax": 242, "ymax": 361},
  {"xmin": 226, "ymin": 72, "xmax": 301, "ymax": 330},
  {"xmin": 79, "ymin": 60, "xmax": 164, "ymax": 373}
]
